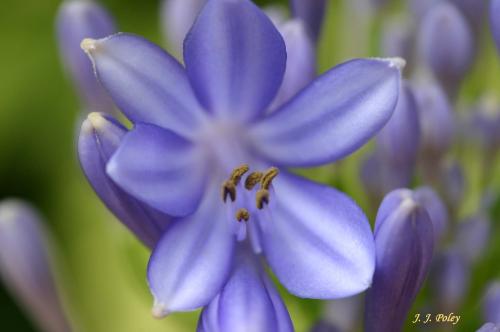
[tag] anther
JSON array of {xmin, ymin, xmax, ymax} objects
[
  {"xmin": 221, "ymin": 181, "xmax": 236, "ymax": 202},
  {"xmin": 230, "ymin": 164, "xmax": 249, "ymax": 185},
  {"xmin": 235, "ymin": 208, "xmax": 250, "ymax": 222},
  {"xmin": 245, "ymin": 172, "xmax": 263, "ymax": 190},
  {"xmin": 261, "ymin": 167, "xmax": 279, "ymax": 190},
  {"xmin": 256, "ymin": 189, "xmax": 270, "ymax": 210}
]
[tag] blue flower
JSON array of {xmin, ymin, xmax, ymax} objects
[{"xmin": 79, "ymin": 0, "xmax": 401, "ymax": 318}]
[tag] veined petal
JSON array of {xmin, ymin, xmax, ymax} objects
[
  {"xmin": 107, "ymin": 123, "xmax": 206, "ymax": 217},
  {"xmin": 184, "ymin": 0, "xmax": 286, "ymax": 121},
  {"xmin": 148, "ymin": 189, "xmax": 235, "ymax": 315},
  {"xmin": 81, "ymin": 33, "xmax": 205, "ymax": 137},
  {"xmin": 197, "ymin": 246, "xmax": 293, "ymax": 332},
  {"xmin": 260, "ymin": 173, "xmax": 375, "ymax": 299},
  {"xmin": 78, "ymin": 113, "xmax": 170, "ymax": 248},
  {"xmin": 270, "ymin": 19, "xmax": 316, "ymax": 111},
  {"xmin": 251, "ymin": 58, "xmax": 402, "ymax": 167}
]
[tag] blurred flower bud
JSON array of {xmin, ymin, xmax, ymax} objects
[
  {"xmin": 0, "ymin": 200, "xmax": 70, "ymax": 332},
  {"xmin": 381, "ymin": 18, "xmax": 416, "ymax": 72},
  {"xmin": 454, "ymin": 214, "xmax": 490, "ymax": 264},
  {"xmin": 290, "ymin": 0, "xmax": 327, "ymax": 42},
  {"xmin": 310, "ymin": 321, "xmax": 341, "ymax": 332},
  {"xmin": 483, "ymin": 281, "xmax": 500, "ymax": 324},
  {"xmin": 365, "ymin": 189, "xmax": 434, "ymax": 332},
  {"xmin": 413, "ymin": 186, "xmax": 449, "ymax": 244},
  {"xmin": 439, "ymin": 159, "xmax": 466, "ymax": 208},
  {"xmin": 160, "ymin": 0, "xmax": 205, "ymax": 58},
  {"xmin": 270, "ymin": 19, "xmax": 316, "ymax": 110},
  {"xmin": 429, "ymin": 249, "xmax": 469, "ymax": 312},
  {"xmin": 78, "ymin": 112, "xmax": 170, "ymax": 248},
  {"xmin": 413, "ymin": 81, "xmax": 455, "ymax": 162},
  {"xmin": 197, "ymin": 246, "xmax": 293, "ymax": 332},
  {"xmin": 324, "ymin": 295, "xmax": 362, "ymax": 331},
  {"xmin": 408, "ymin": 0, "xmax": 435, "ymax": 21},
  {"xmin": 467, "ymin": 96, "xmax": 500, "ymax": 152},
  {"xmin": 451, "ymin": 0, "xmax": 486, "ymax": 32},
  {"xmin": 418, "ymin": 1, "xmax": 474, "ymax": 97},
  {"xmin": 491, "ymin": 0, "xmax": 500, "ymax": 53},
  {"xmin": 377, "ymin": 82, "xmax": 420, "ymax": 167},
  {"xmin": 477, "ymin": 323, "xmax": 500, "ymax": 332},
  {"xmin": 56, "ymin": 0, "xmax": 115, "ymax": 113}
]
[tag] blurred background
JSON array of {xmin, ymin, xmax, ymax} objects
[{"xmin": 0, "ymin": 0, "xmax": 499, "ymax": 331}]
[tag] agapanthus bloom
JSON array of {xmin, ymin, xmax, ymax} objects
[{"xmin": 79, "ymin": 0, "xmax": 401, "ymax": 318}]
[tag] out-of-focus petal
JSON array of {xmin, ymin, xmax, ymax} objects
[
  {"xmin": 184, "ymin": 0, "xmax": 286, "ymax": 121},
  {"xmin": 81, "ymin": 33, "xmax": 205, "ymax": 137},
  {"xmin": 413, "ymin": 186, "xmax": 449, "ymax": 243},
  {"xmin": 477, "ymin": 323, "xmax": 500, "ymax": 332},
  {"xmin": 56, "ymin": 0, "xmax": 115, "ymax": 113},
  {"xmin": 270, "ymin": 19, "xmax": 316, "ymax": 111},
  {"xmin": 160, "ymin": 0, "xmax": 205, "ymax": 57},
  {"xmin": 365, "ymin": 189, "xmax": 434, "ymax": 332},
  {"xmin": 483, "ymin": 281, "xmax": 500, "ymax": 324},
  {"xmin": 147, "ymin": 189, "xmax": 235, "ymax": 316},
  {"xmin": 107, "ymin": 124, "xmax": 206, "ymax": 217},
  {"xmin": 251, "ymin": 58, "xmax": 402, "ymax": 167},
  {"xmin": 290, "ymin": 0, "xmax": 327, "ymax": 41},
  {"xmin": 260, "ymin": 173, "xmax": 375, "ymax": 299},
  {"xmin": 454, "ymin": 214, "xmax": 491, "ymax": 264},
  {"xmin": 78, "ymin": 113, "xmax": 170, "ymax": 247},
  {"xmin": 0, "ymin": 200, "xmax": 70, "ymax": 332},
  {"xmin": 381, "ymin": 18, "xmax": 415, "ymax": 72},
  {"xmin": 491, "ymin": 0, "xmax": 500, "ymax": 53},
  {"xmin": 197, "ymin": 246, "xmax": 293, "ymax": 332}
]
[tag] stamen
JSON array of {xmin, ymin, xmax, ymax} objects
[
  {"xmin": 256, "ymin": 189, "xmax": 270, "ymax": 210},
  {"xmin": 244, "ymin": 171, "xmax": 263, "ymax": 190},
  {"xmin": 235, "ymin": 208, "xmax": 250, "ymax": 222},
  {"xmin": 261, "ymin": 167, "xmax": 279, "ymax": 190},
  {"xmin": 221, "ymin": 181, "xmax": 236, "ymax": 202},
  {"xmin": 230, "ymin": 164, "xmax": 249, "ymax": 185}
]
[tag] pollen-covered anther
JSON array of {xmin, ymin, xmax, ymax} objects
[
  {"xmin": 235, "ymin": 208, "xmax": 250, "ymax": 222},
  {"xmin": 244, "ymin": 171, "xmax": 263, "ymax": 190},
  {"xmin": 256, "ymin": 189, "xmax": 270, "ymax": 210},
  {"xmin": 221, "ymin": 180, "xmax": 236, "ymax": 202},
  {"xmin": 230, "ymin": 164, "xmax": 250, "ymax": 185},
  {"xmin": 261, "ymin": 167, "xmax": 279, "ymax": 190}
]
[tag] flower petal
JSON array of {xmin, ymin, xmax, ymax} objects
[
  {"xmin": 148, "ymin": 188, "xmax": 235, "ymax": 315},
  {"xmin": 107, "ymin": 123, "xmax": 206, "ymax": 217},
  {"xmin": 290, "ymin": 0, "xmax": 327, "ymax": 42},
  {"xmin": 197, "ymin": 246, "xmax": 293, "ymax": 332},
  {"xmin": 78, "ymin": 113, "xmax": 170, "ymax": 248},
  {"xmin": 183, "ymin": 0, "xmax": 286, "ymax": 121},
  {"xmin": 81, "ymin": 33, "xmax": 205, "ymax": 137},
  {"xmin": 251, "ymin": 58, "xmax": 402, "ymax": 167},
  {"xmin": 259, "ymin": 173, "xmax": 375, "ymax": 299}
]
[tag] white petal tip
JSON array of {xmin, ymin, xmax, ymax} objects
[
  {"xmin": 80, "ymin": 38, "xmax": 98, "ymax": 53},
  {"xmin": 152, "ymin": 303, "xmax": 170, "ymax": 319},
  {"xmin": 385, "ymin": 57, "xmax": 406, "ymax": 70},
  {"xmin": 86, "ymin": 112, "xmax": 108, "ymax": 130}
]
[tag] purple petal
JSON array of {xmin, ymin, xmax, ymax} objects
[
  {"xmin": 251, "ymin": 58, "xmax": 402, "ymax": 167},
  {"xmin": 260, "ymin": 173, "xmax": 375, "ymax": 299},
  {"xmin": 477, "ymin": 323, "xmax": 500, "ymax": 332},
  {"xmin": 413, "ymin": 186, "xmax": 449, "ymax": 243},
  {"xmin": 365, "ymin": 190, "xmax": 434, "ymax": 332},
  {"xmin": 454, "ymin": 214, "xmax": 491, "ymax": 264},
  {"xmin": 418, "ymin": 1, "xmax": 474, "ymax": 95},
  {"xmin": 0, "ymin": 200, "xmax": 70, "ymax": 332},
  {"xmin": 290, "ymin": 0, "xmax": 327, "ymax": 41},
  {"xmin": 197, "ymin": 246, "xmax": 293, "ymax": 332},
  {"xmin": 270, "ymin": 19, "xmax": 316, "ymax": 111},
  {"xmin": 160, "ymin": 0, "xmax": 205, "ymax": 57},
  {"xmin": 491, "ymin": 0, "xmax": 500, "ymax": 53},
  {"xmin": 78, "ymin": 113, "xmax": 170, "ymax": 247},
  {"xmin": 183, "ymin": 0, "xmax": 286, "ymax": 121},
  {"xmin": 452, "ymin": 0, "xmax": 487, "ymax": 30},
  {"xmin": 81, "ymin": 33, "xmax": 205, "ymax": 137},
  {"xmin": 56, "ymin": 0, "xmax": 115, "ymax": 113},
  {"xmin": 107, "ymin": 123, "xmax": 206, "ymax": 217},
  {"xmin": 381, "ymin": 18, "xmax": 415, "ymax": 71},
  {"xmin": 484, "ymin": 281, "xmax": 500, "ymax": 324},
  {"xmin": 148, "ymin": 189, "xmax": 235, "ymax": 315}
]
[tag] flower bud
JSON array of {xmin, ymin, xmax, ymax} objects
[
  {"xmin": 290, "ymin": 0, "xmax": 327, "ymax": 42},
  {"xmin": 56, "ymin": 0, "xmax": 115, "ymax": 112},
  {"xmin": 483, "ymin": 281, "xmax": 500, "ymax": 324},
  {"xmin": 381, "ymin": 18, "xmax": 415, "ymax": 72},
  {"xmin": 408, "ymin": 0, "xmax": 435, "ymax": 21},
  {"xmin": 440, "ymin": 159, "xmax": 465, "ymax": 208},
  {"xmin": 429, "ymin": 249, "xmax": 469, "ymax": 312},
  {"xmin": 78, "ymin": 112, "xmax": 170, "ymax": 248},
  {"xmin": 365, "ymin": 189, "xmax": 434, "ymax": 332},
  {"xmin": 413, "ymin": 186, "xmax": 449, "ymax": 243},
  {"xmin": 413, "ymin": 81, "xmax": 455, "ymax": 162},
  {"xmin": 0, "ymin": 200, "xmax": 70, "ymax": 332},
  {"xmin": 467, "ymin": 97, "xmax": 500, "ymax": 152},
  {"xmin": 418, "ymin": 1, "xmax": 474, "ymax": 97},
  {"xmin": 324, "ymin": 295, "xmax": 362, "ymax": 331},
  {"xmin": 454, "ymin": 214, "xmax": 490, "ymax": 264},
  {"xmin": 451, "ymin": 0, "xmax": 486, "ymax": 32},
  {"xmin": 160, "ymin": 0, "xmax": 205, "ymax": 57},
  {"xmin": 491, "ymin": 0, "xmax": 500, "ymax": 53}
]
